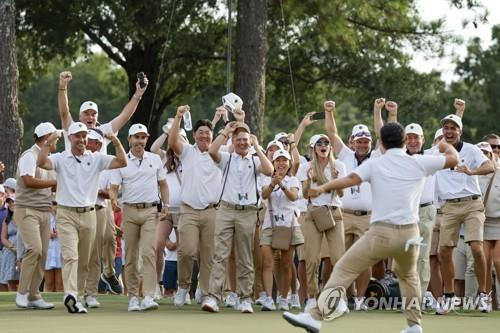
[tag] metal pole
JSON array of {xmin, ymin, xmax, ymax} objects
[{"xmin": 226, "ymin": 0, "xmax": 232, "ymax": 93}]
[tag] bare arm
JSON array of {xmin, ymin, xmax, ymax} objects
[
  {"xmin": 106, "ymin": 134, "xmax": 127, "ymax": 170},
  {"xmin": 457, "ymin": 160, "xmax": 495, "ymax": 176},
  {"xmin": 385, "ymin": 101, "xmax": 398, "ymax": 124},
  {"xmin": 58, "ymin": 71, "xmax": 73, "ymax": 130},
  {"xmin": 373, "ymin": 98, "xmax": 385, "ymax": 141},
  {"xmin": 37, "ymin": 132, "xmax": 61, "ymax": 170},
  {"xmin": 21, "ymin": 175, "xmax": 56, "ymax": 189},
  {"xmin": 438, "ymin": 141, "xmax": 460, "ymax": 169},
  {"xmin": 324, "ymin": 101, "xmax": 345, "ymax": 156},
  {"xmin": 168, "ymin": 105, "xmax": 189, "ymax": 157},
  {"xmin": 290, "ymin": 139, "xmax": 301, "ymax": 176},
  {"xmin": 294, "ymin": 112, "xmax": 317, "ymax": 150},
  {"xmin": 251, "ymin": 135, "xmax": 274, "ymax": 176},
  {"xmin": 109, "ymin": 184, "xmax": 120, "ymax": 211},
  {"xmin": 209, "ymin": 122, "xmax": 237, "ymax": 164},
  {"xmin": 281, "ymin": 185, "xmax": 299, "ymax": 201},
  {"xmin": 110, "ymin": 77, "xmax": 149, "ymax": 133},
  {"xmin": 309, "ymin": 173, "xmax": 362, "ymax": 198},
  {"xmin": 150, "ymin": 133, "xmax": 167, "ymax": 159},
  {"xmin": 454, "ymin": 98, "xmax": 465, "ymax": 118}
]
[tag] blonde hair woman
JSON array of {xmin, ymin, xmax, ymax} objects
[
  {"xmin": 298, "ymin": 134, "xmax": 346, "ymax": 312},
  {"xmin": 260, "ymin": 150, "xmax": 304, "ymax": 311}
]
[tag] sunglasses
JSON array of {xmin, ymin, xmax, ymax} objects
[
  {"xmin": 279, "ymin": 140, "xmax": 291, "ymax": 145},
  {"xmin": 491, "ymin": 144, "xmax": 500, "ymax": 149},
  {"xmin": 353, "ymin": 131, "xmax": 371, "ymax": 138},
  {"xmin": 315, "ymin": 140, "xmax": 330, "ymax": 147}
]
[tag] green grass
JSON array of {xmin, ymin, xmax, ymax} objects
[{"xmin": 0, "ymin": 292, "xmax": 498, "ymax": 332}]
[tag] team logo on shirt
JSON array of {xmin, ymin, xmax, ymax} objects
[{"xmin": 238, "ymin": 193, "xmax": 249, "ymax": 201}]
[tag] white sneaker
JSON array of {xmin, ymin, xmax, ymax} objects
[
  {"xmin": 16, "ymin": 293, "xmax": 29, "ymax": 308},
  {"xmin": 64, "ymin": 294, "xmax": 84, "ymax": 314},
  {"xmin": 154, "ymin": 284, "xmax": 163, "ymax": 301},
  {"xmin": 436, "ymin": 295, "xmax": 457, "ymax": 315},
  {"xmin": 27, "ymin": 298, "xmax": 54, "ymax": 310},
  {"xmin": 74, "ymin": 302, "xmax": 88, "ymax": 314},
  {"xmin": 195, "ymin": 287, "xmax": 202, "ymax": 304},
  {"xmin": 354, "ymin": 297, "xmax": 367, "ymax": 311},
  {"xmin": 290, "ymin": 293, "xmax": 301, "ymax": 309},
  {"xmin": 84, "ymin": 295, "xmax": 100, "ymax": 308},
  {"xmin": 261, "ymin": 296, "xmax": 276, "ymax": 311},
  {"xmin": 279, "ymin": 296, "xmax": 290, "ymax": 311},
  {"xmin": 423, "ymin": 291, "xmax": 437, "ymax": 311},
  {"xmin": 239, "ymin": 299, "xmax": 254, "ymax": 313},
  {"xmin": 174, "ymin": 287, "xmax": 189, "ymax": 307},
  {"xmin": 225, "ymin": 292, "xmax": 239, "ymax": 309},
  {"xmin": 400, "ymin": 324, "xmax": 423, "ymax": 333},
  {"xmin": 255, "ymin": 291, "xmax": 267, "ymax": 306},
  {"xmin": 477, "ymin": 292, "xmax": 491, "ymax": 313},
  {"xmin": 201, "ymin": 296, "xmax": 219, "ymax": 313},
  {"xmin": 283, "ymin": 312, "xmax": 322, "ymax": 333},
  {"xmin": 141, "ymin": 296, "xmax": 159, "ymax": 311},
  {"xmin": 304, "ymin": 298, "xmax": 317, "ymax": 313},
  {"xmin": 128, "ymin": 296, "xmax": 141, "ymax": 312}
]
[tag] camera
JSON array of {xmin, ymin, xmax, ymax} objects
[
  {"xmin": 222, "ymin": 92, "xmax": 243, "ymax": 114},
  {"xmin": 137, "ymin": 72, "xmax": 146, "ymax": 88}
]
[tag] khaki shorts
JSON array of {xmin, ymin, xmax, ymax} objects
[
  {"xmin": 343, "ymin": 211, "xmax": 370, "ymax": 249},
  {"xmin": 260, "ymin": 226, "xmax": 304, "ymax": 247},
  {"xmin": 430, "ymin": 211, "xmax": 442, "ymax": 256},
  {"xmin": 296, "ymin": 212, "xmax": 307, "ymax": 261},
  {"xmin": 439, "ymin": 199, "xmax": 485, "ymax": 247}
]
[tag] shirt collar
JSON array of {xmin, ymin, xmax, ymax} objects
[
  {"xmin": 64, "ymin": 150, "xmax": 91, "ymax": 158},
  {"xmin": 128, "ymin": 151, "xmax": 148, "ymax": 160},
  {"xmin": 233, "ymin": 151, "xmax": 252, "ymax": 160},
  {"xmin": 385, "ymin": 148, "xmax": 406, "ymax": 156}
]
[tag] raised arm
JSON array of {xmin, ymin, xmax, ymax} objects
[
  {"xmin": 37, "ymin": 132, "xmax": 61, "ymax": 170},
  {"xmin": 212, "ymin": 107, "xmax": 229, "ymax": 128},
  {"xmin": 294, "ymin": 112, "xmax": 317, "ymax": 149},
  {"xmin": 208, "ymin": 122, "xmax": 237, "ymax": 164},
  {"xmin": 168, "ymin": 106, "xmax": 189, "ymax": 157},
  {"xmin": 288, "ymin": 133, "xmax": 301, "ymax": 176},
  {"xmin": 150, "ymin": 132, "xmax": 168, "ymax": 159},
  {"xmin": 373, "ymin": 98, "xmax": 385, "ymax": 141},
  {"xmin": 110, "ymin": 76, "xmax": 149, "ymax": 133},
  {"xmin": 250, "ymin": 135, "xmax": 274, "ymax": 176},
  {"xmin": 454, "ymin": 98, "xmax": 465, "ymax": 118},
  {"xmin": 58, "ymin": 71, "xmax": 74, "ymax": 130},
  {"xmin": 385, "ymin": 101, "xmax": 398, "ymax": 124},
  {"xmin": 105, "ymin": 134, "xmax": 128, "ymax": 169},
  {"xmin": 438, "ymin": 140, "xmax": 460, "ymax": 169},
  {"xmin": 324, "ymin": 100, "xmax": 345, "ymax": 156}
]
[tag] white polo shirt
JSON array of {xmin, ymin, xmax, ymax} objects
[
  {"xmin": 261, "ymin": 175, "xmax": 300, "ymax": 229},
  {"xmin": 96, "ymin": 169, "xmax": 113, "ymax": 207},
  {"xmin": 354, "ymin": 148, "xmax": 445, "ymax": 225},
  {"xmin": 218, "ymin": 151, "xmax": 262, "ymax": 205},
  {"xmin": 64, "ymin": 121, "xmax": 115, "ymax": 154},
  {"xmin": 49, "ymin": 150, "xmax": 114, "ymax": 207},
  {"xmin": 297, "ymin": 160, "xmax": 346, "ymax": 207},
  {"xmin": 337, "ymin": 145, "xmax": 374, "ymax": 211},
  {"xmin": 418, "ymin": 148, "xmax": 440, "ymax": 205},
  {"xmin": 110, "ymin": 151, "xmax": 166, "ymax": 204},
  {"xmin": 178, "ymin": 143, "xmax": 222, "ymax": 209},
  {"xmin": 296, "ymin": 157, "xmax": 309, "ymax": 213},
  {"xmin": 435, "ymin": 142, "xmax": 488, "ymax": 200}
]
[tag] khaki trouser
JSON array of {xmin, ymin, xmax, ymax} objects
[
  {"xmin": 102, "ymin": 205, "xmax": 117, "ymax": 277},
  {"xmin": 123, "ymin": 205, "xmax": 158, "ymax": 298},
  {"xmin": 304, "ymin": 207, "xmax": 345, "ymax": 297},
  {"xmin": 86, "ymin": 205, "xmax": 108, "ymax": 296},
  {"xmin": 208, "ymin": 205, "xmax": 257, "ymax": 301},
  {"xmin": 177, "ymin": 204, "xmax": 216, "ymax": 297},
  {"xmin": 453, "ymin": 236, "xmax": 478, "ymax": 298},
  {"xmin": 15, "ymin": 208, "xmax": 51, "ymax": 300},
  {"xmin": 314, "ymin": 222, "xmax": 422, "ymax": 326},
  {"xmin": 56, "ymin": 207, "xmax": 96, "ymax": 300},
  {"xmin": 417, "ymin": 204, "xmax": 436, "ymax": 298},
  {"xmin": 253, "ymin": 223, "xmax": 264, "ymax": 297},
  {"xmin": 343, "ymin": 212, "xmax": 370, "ymax": 249},
  {"xmin": 439, "ymin": 199, "xmax": 485, "ymax": 246}
]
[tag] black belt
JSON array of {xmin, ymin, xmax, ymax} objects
[
  {"xmin": 460, "ymin": 235, "xmax": 465, "ymax": 239},
  {"xmin": 59, "ymin": 205, "xmax": 95, "ymax": 213},
  {"xmin": 125, "ymin": 202, "xmax": 159, "ymax": 209},
  {"xmin": 343, "ymin": 208, "xmax": 369, "ymax": 216},
  {"xmin": 436, "ymin": 209, "xmax": 443, "ymax": 214},
  {"xmin": 203, "ymin": 204, "xmax": 217, "ymax": 210},
  {"xmin": 446, "ymin": 195, "xmax": 480, "ymax": 203},
  {"xmin": 220, "ymin": 201, "xmax": 258, "ymax": 211},
  {"xmin": 95, "ymin": 205, "xmax": 105, "ymax": 211},
  {"xmin": 419, "ymin": 201, "xmax": 433, "ymax": 208}
]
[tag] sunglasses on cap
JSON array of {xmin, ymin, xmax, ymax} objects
[
  {"xmin": 315, "ymin": 140, "xmax": 330, "ymax": 146},
  {"xmin": 279, "ymin": 139, "xmax": 291, "ymax": 145},
  {"xmin": 491, "ymin": 144, "xmax": 500, "ymax": 149},
  {"xmin": 353, "ymin": 131, "xmax": 371, "ymax": 138}
]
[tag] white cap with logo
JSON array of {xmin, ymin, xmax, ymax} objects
[
  {"xmin": 434, "ymin": 128, "xmax": 443, "ymax": 140},
  {"xmin": 272, "ymin": 149, "xmax": 292, "ymax": 161},
  {"xmin": 274, "ymin": 132, "xmax": 288, "ymax": 142},
  {"xmin": 34, "ymin": 122, "xmax": 58, "ymax": 138},
  {"xmin": 266, "ymin": 140, "xmax": 284, "ymax": 151},
  {"xmin": 476, "ymin": 141, "xmax": 492, "ymax": 153},
  {"xmin": 351, "ymin": 124, "xmax": 372, "ymax": 141},
  {"xmin": 309, "ymin": 134, "xmax": 329, "ymax": 146},
  {"xmin": 440, "ymin": 114, "xmax": 463, "ymax": 130},
  {"xmin": 405, "ymin": 123, "xmax": 424, "ymax": 136},
  {"xmin": 128, "ymin": 124, "xmax": 149, "ymax": 136},
  {"xmin": 80, "ymin": 101, "xmax": 98, "ymax": 114},
  {"xmin": 88, "ymin": 129, "xmax": 104, "ymax": 142},
  {"xmin": 68, "ymin": 122, "xmax": 89, "ymax": 135}
]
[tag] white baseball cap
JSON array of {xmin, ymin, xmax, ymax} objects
[
  {"xmin": 79, "ymin": 101, "xmax": 98, "ymax": 113},
  {"xmin": 88, "ymin": 128, "xmax": 104, "ymax": 142},
  {"xmin": 309, "ymin": 134, "xmax": 329, "ymax": 146},
  {"xmin": 434, "ymin": 128, "xmax": 443, "ymax": 140},
  {"xmin": 476, "ymin": 141, "xmax": 492, "ymax": 153},
  {"xmin": 128, "ymin": 123, "xmax": 149, "ymax": 136},
  {"xmin": 34, "ymin": 122, "xmax": 57, "ymax": 138},
  {"xmin": 405, "ymin": 123, "xmax": 424, "ymax": 136},
  {"xmin": 272, "ymin": 149, "xmax": 292, "ymax": 161},
  {"xmin": 68, "ymin": 122, "xmax": 88, "ymax": 135},
  {"xmin": 274, "ymin": 132, "xmax": 288, "ymax": 142},
  {"xmin": 440, "ymin": 114, "xmax": 463, "ymax": 130},
  {"xmin": 351, "ymin": 124, "xmax": 372, "ymax": 141},
  {"xmin": 266, "ymin": 140, "xmax": 284, "ymax": 151},
  {"xmin": 3, "ymin": 178, "xmax": 16, "ymax": 190}
]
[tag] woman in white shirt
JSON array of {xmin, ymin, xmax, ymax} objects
[
  {"xmin": 297, "ymin": 134, "xmax": 346, "ymax": 312},
  {"xmin": 260, "ymin": 149, "xmax": 304, "ymax": 311},
  {"xmin": 150, "ymin": 126, "xmax": 187, "ymax": 299}
]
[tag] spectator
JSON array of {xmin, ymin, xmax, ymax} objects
[
  {"xmin": 44, "ymin": 201, "xmax": 63, "ymax": 292},
  {"xmin": 0, "ymin": 195, "xmax": 19, "ymax": 291}
]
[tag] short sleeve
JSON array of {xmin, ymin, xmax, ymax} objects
[
  {"xmin": 109, "ymin": 169, "xmax": 123, "ymax": 186},
  {"xmin": 48, "ymin": 153, "xmax": 62, "ymax": 171},
  {"xmin": 218, "ymin": 152, "xmax": 231, "ymax": 171},
  {"xmin": 470, "ymin": 145, "xmax": 489, "ymax": 169},
  {"xmin": 352, "ymin": 159, "xmax": 373, "ymax": 182},
  {"xmin": 336, "ymin": 160, "xmax": 347, "ymax": 178},
  {"xmin": 287, "ymin": 176, "xmax": 300, "ymax": 189},
  {"xmin": 18, "ymin": 153, "xmax": 36, "ymax": 177},
  {"xmin": 99, "ymin": 122, "xmax": 115, "ymax": 135},
  {"xmin": 156, "ymin": 156, "xmax": 167, "ymax": 181},
  {"xmin": 419, "ymin": 155, "xmax": 446, "ymax": 176},
  {"xmin": 297, "ymin": 163, "xmax": 309, "ymax": 182},
  {"xmin": 99, "ymin": 154, "xmax": 115, "ymax": 171},
  {"xmin": 179, "ymin": 142, "xmax": 192, "ymax": 161},
  {"xmin": 253, "ymin": 156, "xmax": 262, "ymax": 175},
  {"xmin": 338, "ymin": 145, "xmax": 353, "ymax": 161},
  {"xmin": 260, "ymin": 176, "xmax": 271, "ymax": 191}
]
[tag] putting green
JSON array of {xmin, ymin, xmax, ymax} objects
[{"xmin": 0, "ymin": 293, "xmax": 497, "ymax": 332}]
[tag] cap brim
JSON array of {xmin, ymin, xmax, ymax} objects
[{"xmin": 352, "ymin": 135, "xmax": 372, "ymax": 141}]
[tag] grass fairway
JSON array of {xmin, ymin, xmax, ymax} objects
[{"xmin": 0, "ymin": 292, "xmax": 498, "ymax": 333}]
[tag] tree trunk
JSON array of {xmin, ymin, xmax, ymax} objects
[
  {"xmin": 234, "ymin": 0, "xmax": 268, "ymax": 138},
  {"xmin": 0, "ymin": 0, "xmax": 23, "ymax": 178}
]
